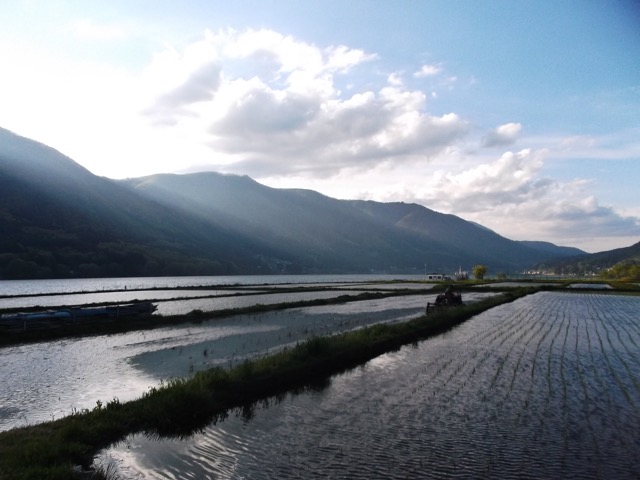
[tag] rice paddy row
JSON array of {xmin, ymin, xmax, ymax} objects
[{"xmin": 0, "ymin": 288, "xmax": 534, "ymax": 480}]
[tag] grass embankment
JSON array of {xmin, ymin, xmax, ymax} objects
[
  {"xmin": 0, "ymin": 290, "xmax": 424, "ymax": 348},
  {"xmin": 0, "ymin": 288, "xmax": 535, "ymax": 480},
  {"xmin": 0, "ymin": 280, "xmax": 577, "ymax": 347}
]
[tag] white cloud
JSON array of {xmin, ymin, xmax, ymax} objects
[
  {"xmin": 387, "ymin": 72, "xmax": 403, "ymax": 86},
  {"xmin": 303, "ymin": 146, "xmax": 640, "ymax": 252},
  {"xmin": 73, "ymin": 20, "xmax": 126, "ymax": 40},
  {"xmin": 538, "ymin": 130, "xmax": 640, "ymax": 161},
  {"xmin": 496, "ymin": 195, "xmax": 640, "ymax": 252},
  {"xmin": 138, "ymin": 29, "xmax": 468, "ymax": 177},
  {"xmin": 398, "ymin": 148, "xmax": 640, "ymax": 250},
  {"xmin": 324, "ymin": 44, "xmax": 378, "ymax": 72},
  {"xmin": 145, "ymin": 62, "xmax": 222, "ymax": 123},
  {"xmin": 414, "ymin": 64, "xmax": 442, "ymax": 78},
  {"xmin": 483, "ymin": 122, "xmax": 522, "ymax": 147},
  {"xmin": 1, "ymin": 26, "xmax": 637, "ymax": 253},
  {"xmin": 409, "ymin": 149, "xmax": 547, "ymax": 212}
]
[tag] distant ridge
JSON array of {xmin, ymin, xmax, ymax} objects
[
  {"xmin": 535, "ymin": 241, "xmax": 640, "ymax": 275},
  {"xmin": 519, "ymin": 241, "xmax": 584, "ymax": 258},
  {"xmin": 0, "ymin": 126, "xmax": 593, "ymax": 279}
]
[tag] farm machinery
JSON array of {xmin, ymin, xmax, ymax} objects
[{"xmin": 426, "ymin": 286, "xmax": 463, "ymax": 314}]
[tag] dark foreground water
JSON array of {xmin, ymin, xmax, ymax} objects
[{"xmin": 99, "ymin": 292, "xmax": 640, "ymax": 479}]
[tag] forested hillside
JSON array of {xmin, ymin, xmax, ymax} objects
[{"xmin": 536, "ymin": 241, "xmax": 640, "ymax": 277}]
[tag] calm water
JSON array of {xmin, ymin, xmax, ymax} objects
[
  {"xmin": 0, "ymin": 274, "xmax": 428, "ymax": 314},
  {"xmin": 0, "ymin": 274, "xmax": 426, "ymax": 296},
  {"xmin": 0, "ymin": 289, "xmax": 372, "ymax": 314},
  {"xmin": 0, "ymin": 276, "xmax": 458, "ymax": 432},
  {"xmin": 99, "ymin": 292, "xmax": 640, "ymax": 479}
]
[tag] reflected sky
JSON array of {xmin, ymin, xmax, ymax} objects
[{"xmin": 99, "ymin": 293, "xmax": 640, "ymax": 479}]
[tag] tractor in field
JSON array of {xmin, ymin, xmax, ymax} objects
[{"xmin": 426, "ymin": 285, "xmax": 463, "ymax": 314}]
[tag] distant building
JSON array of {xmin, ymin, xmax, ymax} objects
[
  {"xmin": 454, "ymin": 267, "xmax": 469, "ymax": 281},
  {"xmin": 426, "ymin": 273, "xmax": 446, "ymax": 281}
]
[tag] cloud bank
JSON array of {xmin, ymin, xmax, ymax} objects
[
  {"xmin": 0, "ymin": 27, "xmax": 637, "ymax": 252},
  {"xmin": 412, "ymin": 149, "xmax": 640, "ymax": 249},
  {"xmin": 136, "ymin": 29, "xmax": 639, "ymax": 251},
  {"xmin": 142, "ymin": 29, "xmax": 470, "ymax": 177}
]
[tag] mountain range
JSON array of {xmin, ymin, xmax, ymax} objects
[
  {"xmin": 535, "ymin": 241, "xmax": 640, "ymax": 276},
  {"xmin": 0, "ymin": 126, "xmax": 595, "ymax": 280}
]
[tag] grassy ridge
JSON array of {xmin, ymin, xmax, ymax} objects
[
  {"xmin": 0, "ymin": 288, "xmax": 535, "ymax": 479},
  {"xmin": 0, "ymin": 290, "xmax": 425, "ymax": 348}
]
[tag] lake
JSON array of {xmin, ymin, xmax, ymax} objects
[{"xmin": 0, "ymin": 274, "xmax": 427, "ymax": 296}]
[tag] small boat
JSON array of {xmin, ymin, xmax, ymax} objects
[{"xmin": 0, "ymin": 302, "xmax": 157, "ymax": 333}]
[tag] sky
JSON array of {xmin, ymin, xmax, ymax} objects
[{"xmin": 0, "ymin": 0, "xmax": 639, "ymax": 253}]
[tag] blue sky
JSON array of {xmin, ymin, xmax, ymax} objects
[{"xmin": 1, "ymin": 0, "xmax": 638, "ymax": 253}]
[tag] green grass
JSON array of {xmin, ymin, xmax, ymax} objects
[
  {"xmin": 0, "ymin": 288, "xmax": 535, "ymax": 479},
  {"xmin": 0, "ymin": 290, "xmax": 425, "ymax": 347}
]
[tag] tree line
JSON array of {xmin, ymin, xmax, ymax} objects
[{"xmin": 599, "ymin": 260, "xmax": 640, "ymax": 281}]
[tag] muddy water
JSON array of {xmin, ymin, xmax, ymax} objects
[{"xmin": 99, "ymin": 292, "xmax": 640, "ymax": 479}]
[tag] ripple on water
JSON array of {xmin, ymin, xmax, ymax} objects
[
  {"xmin": 97, "ymin": 293, "xmax": 640, "ymax": 479},
  {"xmin": 1, "ymin": 292, "xmax": 440, "ymax": 431}
]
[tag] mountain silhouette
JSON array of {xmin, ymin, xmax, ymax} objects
[{"xmin": 1, "ymin": 126, "xmax": 588, "ymax": 279}]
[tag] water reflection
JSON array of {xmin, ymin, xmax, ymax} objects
[
  {"xmin": 0, "ymin": 287, "xmax": 425, "ymax": 315},
  {"xmin": 1, "ymin": 292, "xmax": 449, "ymax": 431},
  {"xmin": 0, "ymin": 274, "xmax": 427, "ymax": 296},
  {"xmin": 99, "ymin": 293, "xmax": 640, "ymax": 479}
]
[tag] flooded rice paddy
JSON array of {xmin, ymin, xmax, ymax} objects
[
  {"xmin": 0, "ymin": 289, "xmax": 374, "ymax": 315},
  {"xmin": 0, "ymin": 275, "xmax": 431, "ymax": 315},
  {"xmin": 1, "ymin": 280, "xmax": 476, "ymax": 432},
  {"xmin": 0, "ymin": 274, "xmax": 426, "ymax": 296},
  {"xmin": 98, "ymin": 292, "xmax": 640, "ymax": 479}
]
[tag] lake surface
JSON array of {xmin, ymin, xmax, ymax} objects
[
  {"xmin": 98, "ymin": 292, "xmax": 640, "ymax": 479},
  {"xmin": 0, "ymin": 274, "xmax": 426, "ymax": 296}
]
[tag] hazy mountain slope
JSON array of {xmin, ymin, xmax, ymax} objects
[
  {"xmin": 124, "ymin": 173, "xmax": 577, "ymax": 273},
  {"xmin": 346, "ymin": 200, "xmax": 579, "ymax": 270},
  {"xmin": 536, "ymin": 241, "xmax": 640, "ymax": 274},
  {"xmin": 0, "ymin": 128, "xmax": 281, "ymax": 278},
  {"xmin": 1, "ymin": 126, "xmax": 593, "ymax": 279},
  {"xmin": 591, "ymin": 241, "xmax": 640, "ymax": 264},
  {"xmin": 124, "ymin": 173, "xmax": 462, "ymax": 272},
  {"xmin": 519, "ymin": 241, "xmax": 584, "ymax": 258}
]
